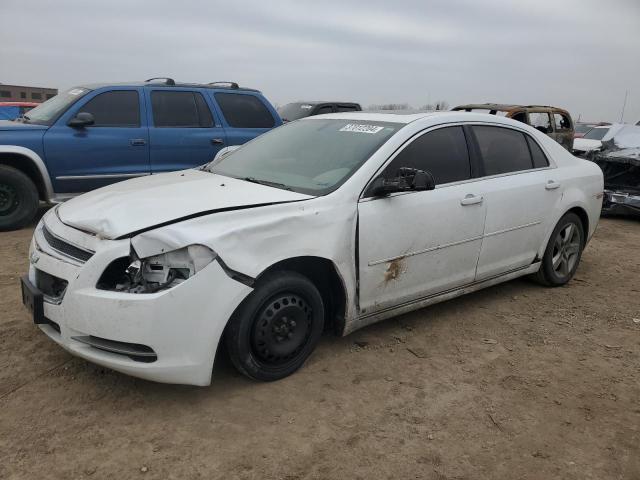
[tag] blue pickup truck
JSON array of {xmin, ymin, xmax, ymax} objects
[{"xmin": 0, "ymin": 78, "xmax": 282, "ymax": 230}]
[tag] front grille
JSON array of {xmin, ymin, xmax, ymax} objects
[{"xmin": 42, "ymin": 225, "xmax": 94, "ymax": 263}]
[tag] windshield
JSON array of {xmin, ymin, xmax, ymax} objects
[
  {"xmin": 22, "ymin": 87, "xmax": 90, "ymax": 125},
  {"xmin": 278, "ymin": 103, "xmax": 315, "ymax": 122},
  {"xmin": 208, "ymin": 118, "xmax": 402, "ymax": 195},
  {"xmin": 575, "ymin": 124, "xmax": 594, "ymax": 134},
  {"xmin": 583, "ymin": 127, "xmax": 609, "ymax": 140}
]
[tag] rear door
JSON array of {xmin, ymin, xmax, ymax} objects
[
  {"xmin": 44, "ymin": 88, "xmax": 150, "ymax": 193},
  {"xmin": 147, "ymin": 89, "xmax": 226, "ymax": 173},
  {"xmin": 210, "ymin": 92, "xmax": 277, "ymax": 147},
  {"xmin": 469, "ymin": 125, "xmax": 562, "ymax": 280},
  {"xmin": 552, "ymin": 111, "xmax": 574, "ymax": 150}
]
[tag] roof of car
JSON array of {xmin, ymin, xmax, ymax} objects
[
  {"xmin": 453, "ymin": 103, "xmax": 570, "ymax": 113},
  {"xmin": 283, "ymin": 101, "xmax": 360, "ymax": 106},
  {"xmin": 77, "ymin": 79, "xmax": 260, "ymax": 93},
  {"xmin": 303, "ymin": 111, "xmax": 535, "ymax": 127}
]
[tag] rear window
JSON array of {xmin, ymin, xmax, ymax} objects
[
  {"xmin": 278, "ymin": 103, "xmax": 313, "ymax": 121},
  {"xmin": 215, "ymin": 93, "xmax": 275, "ymax": 128},
  {"xmin": 473, "ymin": 126, "xmax": 533, "ymax": 175}
]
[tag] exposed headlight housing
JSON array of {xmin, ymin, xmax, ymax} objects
[{"xmin": 98, "ymin": 245, "xmax": 217, "ymax": 294}]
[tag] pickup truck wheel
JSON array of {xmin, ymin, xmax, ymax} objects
[
  {"xmin": 0, "ymin": 165, "xmax": 39, "ymax": 231},
  {"xmin": 534, "ymin": 212, "xmax": 584, "ymax": 287},
  {"xmin": 225, "ymin": 271, "xmax": 324, "ymax": 381}
]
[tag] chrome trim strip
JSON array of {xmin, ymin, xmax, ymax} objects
[
  {"xmin": 368, "ymin": 221, "xmax": 541, "ymax": 266},
  {"xmin": 55, "ymin": 173, "xmax": 150, "ymax": 180},
  {"xmin": 368, "ymin": 235, "xmax": 484, "ymax": 266}
]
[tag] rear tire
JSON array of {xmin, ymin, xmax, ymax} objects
[
  {"xmin": 534, "ymin": 212, "xmax": 584, "ymax": 287},
  {"xmin": 0, "ymin": 165, "xmax": 39, "ymax": 231},
  {"xmin": 225, "ymin": 271, "xmax": 324, "ymax": 381}
]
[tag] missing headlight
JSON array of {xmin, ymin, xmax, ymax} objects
[{"xmin": 97, "ymin": 245, "xmax": 217, "ymax": 294}]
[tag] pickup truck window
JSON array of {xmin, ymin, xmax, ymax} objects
[
  {"xmin": 78, "ymin": 90, "xmax": 140, "ymax": 127},
  {"xmin": 151, "ymin": 91, "xmax": 213, "ymax": 128},
  {"xmin": 214, "ymin": 93, "xmax": 275, "ymax": 128},
  {"xmin": 21, "ymin": 87, "xmax": 89, "ymax": 125}
]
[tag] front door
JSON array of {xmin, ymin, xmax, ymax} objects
[
  {"xmin": 358, "ymin": 126, "xmax": 487, "ymax": 315},
  {"xmin": 44, "ymin": 89, "xmax": 150, "ymax": 193}
]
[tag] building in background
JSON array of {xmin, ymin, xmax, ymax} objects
[{"xmin": 0, "ymin": 83, "xmax": 58, "ymax": 103}]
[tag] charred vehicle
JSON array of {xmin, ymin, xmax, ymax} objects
[
  {"xmin": 21, "ymin": 112, "xmax": 603, "ymax": 386},
  {"xmin": 452, "ymin": 104, "xmax": 575, "ymax": 151}
]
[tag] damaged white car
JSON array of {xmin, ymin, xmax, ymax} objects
[{"xmin": 21, "ymin": 112, "xmax": 603, "ymax": 386}]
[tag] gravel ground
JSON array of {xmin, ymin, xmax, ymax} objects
[{"xmin": 1, "ymin": 213, "xmax": 639, "ymax": 479}]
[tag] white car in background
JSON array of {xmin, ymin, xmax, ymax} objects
[
  {"xmin": 572, "ymin": 125, "xmax": 611, "ymax": 155},
  {"xmin": 21, "ymin": 112, "xmax": 603, "ymax": 386}
]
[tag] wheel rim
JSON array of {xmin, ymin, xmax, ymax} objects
[
  {"xmin": 251, "ymin": 293, "xmax": 313, "ymax": 365},
  {"xmin": 551, "ymin": 222, "xmax": 581, "ymax": 277},
  {"xmin": 0, "ymin": 183, "xmax": 19, "ymax": 216}
]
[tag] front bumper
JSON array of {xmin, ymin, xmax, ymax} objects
[
  {"xmin": 25, "ymin": 211, "xmax": 252, "ymax": 386},
  {"xmin": 602, "ymin": 190, "xmax": 640, "ymax": 216}
]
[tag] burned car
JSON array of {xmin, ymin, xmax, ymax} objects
[
  {"xmin": 452, "ymin": 104, "xmax": 575, "ymax": 151},
  {"xmin": 21, "ymin": 112, "xmax": 603, "ymax": 386},
  {"xmin": 587, "ymin": 125, "xmax": 640, "ymax": 216}
]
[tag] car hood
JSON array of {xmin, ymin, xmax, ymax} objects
[
  {"xmin": 573, "ymin": 138, "xmax": 602, "ymax": 152},
  {"xmin": 0, "ymin": 120, "xmax": 48, "ymax": 132},
  {"xmin": 57, "ymin": 169, "xmax": 313, "ymax": 239}
]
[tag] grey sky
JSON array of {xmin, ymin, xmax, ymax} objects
[{"xmin": 1, "ymin": 0, "xmax": 639, "ymax": 123}]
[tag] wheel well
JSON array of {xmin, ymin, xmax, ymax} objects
[
  {"xmin": 567, "ymin": 206, "xmax": 589, "ymax": 243},
  {"xmin": 0, "ymin": 153, "xmax": 47, "ymax": 201},
  {"xmin": 256, "ymin": 257, "xmax": 347, "ymax": 335}
]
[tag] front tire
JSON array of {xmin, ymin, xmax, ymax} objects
[
  {"xmin": 535, "ymin": 212, "xmax": 584, "ymax": 287},
  {"xmin": 225, "ymin": 271, "xmax": 325, "ymax": 381},
  {"xmin": 0, "ymin": 165, "xmax": 39, "ymax": 231}
]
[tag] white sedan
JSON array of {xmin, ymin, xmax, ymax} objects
[{"xmin": 21, "ymin": 112, "xmax": 604, "ymax": 385}]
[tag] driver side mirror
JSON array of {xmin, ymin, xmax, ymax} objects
[
  {"xmin": 68, "ymin": 112, "xmax": 95, "ymax": 128},
  {"xmin": 369, "ymin": 167, "xmax": 435, "ymax": 197}
]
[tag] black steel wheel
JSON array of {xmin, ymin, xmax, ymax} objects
[
  {"xmin": 535, "ymin": 212, "xmax": 585, "ymax": 287},
  {"xmin": 0, "ymin": 165, "xmax": 39, "ymax": 231},
  {"xmin": 225, "ymin": 271, "xmax": 324, "ymax": 381}
]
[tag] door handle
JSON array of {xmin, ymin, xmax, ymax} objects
[
  {"xmin": 460, "ymin": 194, "xmax": 483, "ymax": 206},
  {"xmin": 545, "ymin": 180, "xmax": 561, "ymax": 190},
  {"xmin": 129, "ymin": 138, "xmax": 146, "ymax": 146},
  {"xmin": 211, "ymin": 138, "xmax": 225, "ymax": 145}
]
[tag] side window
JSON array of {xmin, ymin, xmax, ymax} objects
[
  {"xmin": 383, "ymin": 126, "xmax": 471, "ymax": 185},
  {"xmin": 511, "ymin": 111, "xmax": 527, "ymax": 123},
  {"xmin": 473, "ymin": 126, "xmax": 533, "ymax": 175},
  {"xmin": 151, "ymin": 91, "xmax": 213, "ymax": 128},
  {"xmin": 214, "ymin": 93, "xmax": 275, "ymax": 128},
  {"xmin": 336, "ymin": 105, "xmax": 359, "ymax": 112},
  {"xmin": 315, "ymin": 105, "xmax": 334, "ymax": 115},
  {"xmin": 528, "ymin": 112, "xmax": 552, "ymax": 134},
  {"xmin": 526, "ymin": 135, "xmax": 550, "ymax": 168},
  {"xmin": 78, "ymin": 90, "xmax": 140, "ymax": 127},
  {"xmin": 553, "ymin": 113, "xmax": 571, "ymax": 130}
]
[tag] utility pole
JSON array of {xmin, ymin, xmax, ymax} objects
[{"xmin": 619, "ymin": 90, "xmax": 629, "ymax": 123}]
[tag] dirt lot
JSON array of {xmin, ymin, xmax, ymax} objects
[{"xmin": 1, "ymin": 214, "xmax": 639, "ymax": 479}]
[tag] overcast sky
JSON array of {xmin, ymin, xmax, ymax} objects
[{"xmin": 1, "ymin": 0, "xmax": 639, "ymax": 123}]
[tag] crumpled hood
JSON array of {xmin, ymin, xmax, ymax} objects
[
  {"xmin": 58, "ymin": 169, "xmax": 312, "ymax": 239},
  {"xmin": 0, "ymin": 120, "xmax": 48, "ymax": 132}
]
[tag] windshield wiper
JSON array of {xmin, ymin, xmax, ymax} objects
[{"xmin": 242, "ymin": 177, "xmax": 292, "ymax": 191}]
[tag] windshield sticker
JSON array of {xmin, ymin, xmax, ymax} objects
[
  {"xmin": 339, "ymin": 124, "xmax": 384, "ymax": 134},
  {"xmin": 300, "ymin": 104, "xmax": 313, "ymax": 110},
  {"xmin": 68, "ymin": 89, "xmax": 85, "ymax": 96}
]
